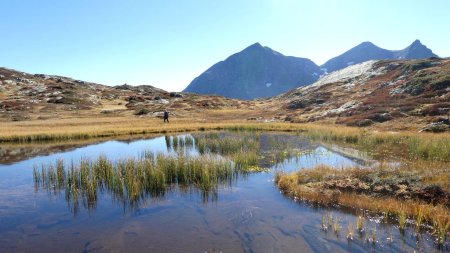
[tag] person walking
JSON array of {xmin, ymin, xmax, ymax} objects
[{"xmin": 163, "ymin": 110, "xmax": 169, "ymax": 123}]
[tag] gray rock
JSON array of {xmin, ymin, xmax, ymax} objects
[{"xmin": 420, "ymin": 122, "xmax": 450, "ymax": 132}]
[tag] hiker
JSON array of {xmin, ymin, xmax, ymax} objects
[{"xmin": 163, "ymin": 110, "xmax": 169, "ymax": 123}]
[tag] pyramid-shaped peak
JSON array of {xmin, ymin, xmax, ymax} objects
[
  {"xmin": 244, "ymin": 42, "xmax": 264, "ymax": 50},
  {"xmin": 352, "ymin": 41, "xmax": 384, "ymax": 51},
  {"xmin": 360, "ymin": 41, "xmax": 375, "ymax": 46},
  {"xmin": 409, "ymin": 39, "xmax": 425, "ymax": 47},
  {"xmin": 239, "ymin": 42, "xmax": 284, "ymax": 57}
]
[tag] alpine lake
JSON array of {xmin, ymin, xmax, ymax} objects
[{"xmin": 0, "ymin": 130, "xmax": 447, "ymax": 252}]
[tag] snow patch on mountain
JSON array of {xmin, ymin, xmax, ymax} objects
[{"xmin": 306, "ymin": 60, "xmax": 380, "ymax": 89}]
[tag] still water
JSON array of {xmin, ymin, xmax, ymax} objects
[{"xmin": 0, "ymin": 132, "xmax": 443, "ymax": 252}]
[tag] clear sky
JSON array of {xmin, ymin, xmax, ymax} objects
[{"xmin": 1, "ymin": 0, "xmax": 449, "ymax": 91}]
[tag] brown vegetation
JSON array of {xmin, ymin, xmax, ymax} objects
[{"xmin": 276, "ymin": 164, "xmax": 450, "ymax": 235}]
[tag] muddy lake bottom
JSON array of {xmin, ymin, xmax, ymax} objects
[{"xmin": 0, "ymin": 131, "xmax": 446, "ymax": 252}]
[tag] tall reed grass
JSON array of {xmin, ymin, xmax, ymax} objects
[{"xmin": 34, "ymin": 153, "xmax": 242, "ymax": 213}]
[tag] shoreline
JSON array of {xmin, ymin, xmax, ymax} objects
[{"xmin": 275, "ymin": 164, "xmax": 450, "ymax": 237}]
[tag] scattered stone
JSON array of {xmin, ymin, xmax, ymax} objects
[
  {"xmin": 47, "ymin": 97, "xmax": 64, "ymax": 103},
  {"xmin": 284, "ymin": 115, "xmax": 294, "ymax": 122},
  {"xmin": 134, "ymin": 108, "xmax": 150, "ymax": 115},
  {"xmin": 420, "ymin": 122, "xmax": 450, "ymax": 132},
  {"xmin": 287, "ymin": 100, "xmax": 307, "ymax": 109},
  {"xmin": 169, "ymin": 92, "xmax": 182, "ymax": 98},
  {"xmin": 369, "ymin": 113, "xmax": 393, "ymax": 123},
  {"xmin": 433, "ymin": 117, "xmax": 450, "ymax": 125},
  {"xmin": 326, "ymin": 101, "xmax": 360, "ymax": 115},
  {"xmin": 158, "ymin": 99, "xmax": 169, "ymax": 104},
  {"xmin": 127, "ymin": 96, "xmax": 145, "ymax": 102},
  {"xmin": 33, "ymin": 74, "xmax": 46, "ymax": 78},
  {"xmin": 354, "ymin": 119, "xmax": 374, "ymax": 127},
  {"xmin": 315, "ymin": 98, "xmax": 326, "ymax": 104}
]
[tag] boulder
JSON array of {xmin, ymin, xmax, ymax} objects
[
  {"xmin": 369, "ymin": 113, "xmax": 393, "ymax": 123},
  {"xmin": 169, "ymin": 92, "xmax": 182, "ymax": 98},
  {"xmin": 420, "ymin": 122, "xmax": 450, "ymax": 132},
  {"xmin": 353, "ymin": 119, "xmax": 374, "ymax": 127},
  {"xmin": 287, "ymin": 100, "xmax": 307, "ymax": 109}
]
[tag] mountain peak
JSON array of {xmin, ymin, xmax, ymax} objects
[
  {"xmin": 353, "ymin": 41, "xmax": 383, "ymax": 51},
  {"xmin": 408, "ymin": 40, "xmax": 427, "ymax": 48},
  {"xmin": 321, "ymin": 40, "xmax": 437, "ymax": 72},
  {"xmin": 184, "ymin": 44, "xmax": 320, "ymax": 99},
  {"xmin": 244, "ymin": 42, "xmax": 264, "ymax": 51},
  {"xmin": 398, "ymin": 39, "xmax": 437, "ymax": 59},
  {"xmin": 360, "ymin": 41, "xmax": 375, "ymax": 46},
  {"xmin": 410, "ymin": 39, "xmax": 423, "ymax": 46}
]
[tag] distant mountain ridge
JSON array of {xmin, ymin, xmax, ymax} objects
[
  {"xmin": 183, "ymin": 43, "xmax": 321, "ymax": 100},
  {"xmin": 321, "ymin": 40, "xmax": 437, "ymax": 73},
  {"xmin": 184, "ymin": 40, "xmax": 438, "ymax": 99}
]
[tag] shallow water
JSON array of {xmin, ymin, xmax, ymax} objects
[{"xmin": 0, "ymin": 132, "xmax": 445, "ymax": 252}]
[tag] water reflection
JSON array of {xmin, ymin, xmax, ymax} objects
[
  {"xmin": 32, "ymin": 133, "xmax": 303, "ymax": 212},
  {"xmin": 0, "ymin": 135, "xmax": 165, "ymax": 165},
  {"xmin": 32, "ymin": 132, "xmax": 363, "ymax": 214},
  {"xmin": 4, "ymin": 132, "xmax": 440, "ymax": 252}
]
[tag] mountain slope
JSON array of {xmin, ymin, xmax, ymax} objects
[
  {"xmin": 183, "ymin": 43, "xmax": 321, "ymax": 100},
  {"xmin": 1, "ymin": 57, "xmax": 449, "ymax": 132},
  {"xmin": 0, "ymin": 68, "xmax": 254, "ymax": 121},
  {"xmin": 264, "ymin": 58, "xmax": 450, "ymax": 131},
  {"xmin": 321, "ymin": 40, "xmax": 438, "ymax": 73}
]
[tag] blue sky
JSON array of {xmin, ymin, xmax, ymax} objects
[{"xmin": 1, "ymin": 0, "xmax": 449, "ymax": 91}]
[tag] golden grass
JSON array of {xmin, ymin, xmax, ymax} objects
[
  {"xmin": 1, "ymin": 116, "xmax": 449, "ymax": 161},
  {"xmin": 276, "ymin": 164, "xmax": 450, "ymax": 235}
]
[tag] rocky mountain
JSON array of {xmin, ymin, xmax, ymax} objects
[
  {"xmin": 321, "ymin": 40, "xmax": 438, "ymax": 73},
  {"xmin": 183, "ymin": 43, "xmax": 321, "ymax": 100}
]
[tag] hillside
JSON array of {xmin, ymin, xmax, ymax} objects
[
  {"xmin": 183, "ymin": 43, "xmax": 321, "ymax": 100},
  {"xmin": 321, "ymin": 40, "xmax": 437, "ymax": 73},
  {"xmin": 264, "ymin": 58, "xmax": 449, "ymax": 131},
  {"xmin": 1, "ymin": 58, "xmax": 449, "ymax": 132},
  {"xmin": 0, "ymin": 68, "xmax": 255, "ymax": 121}
]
